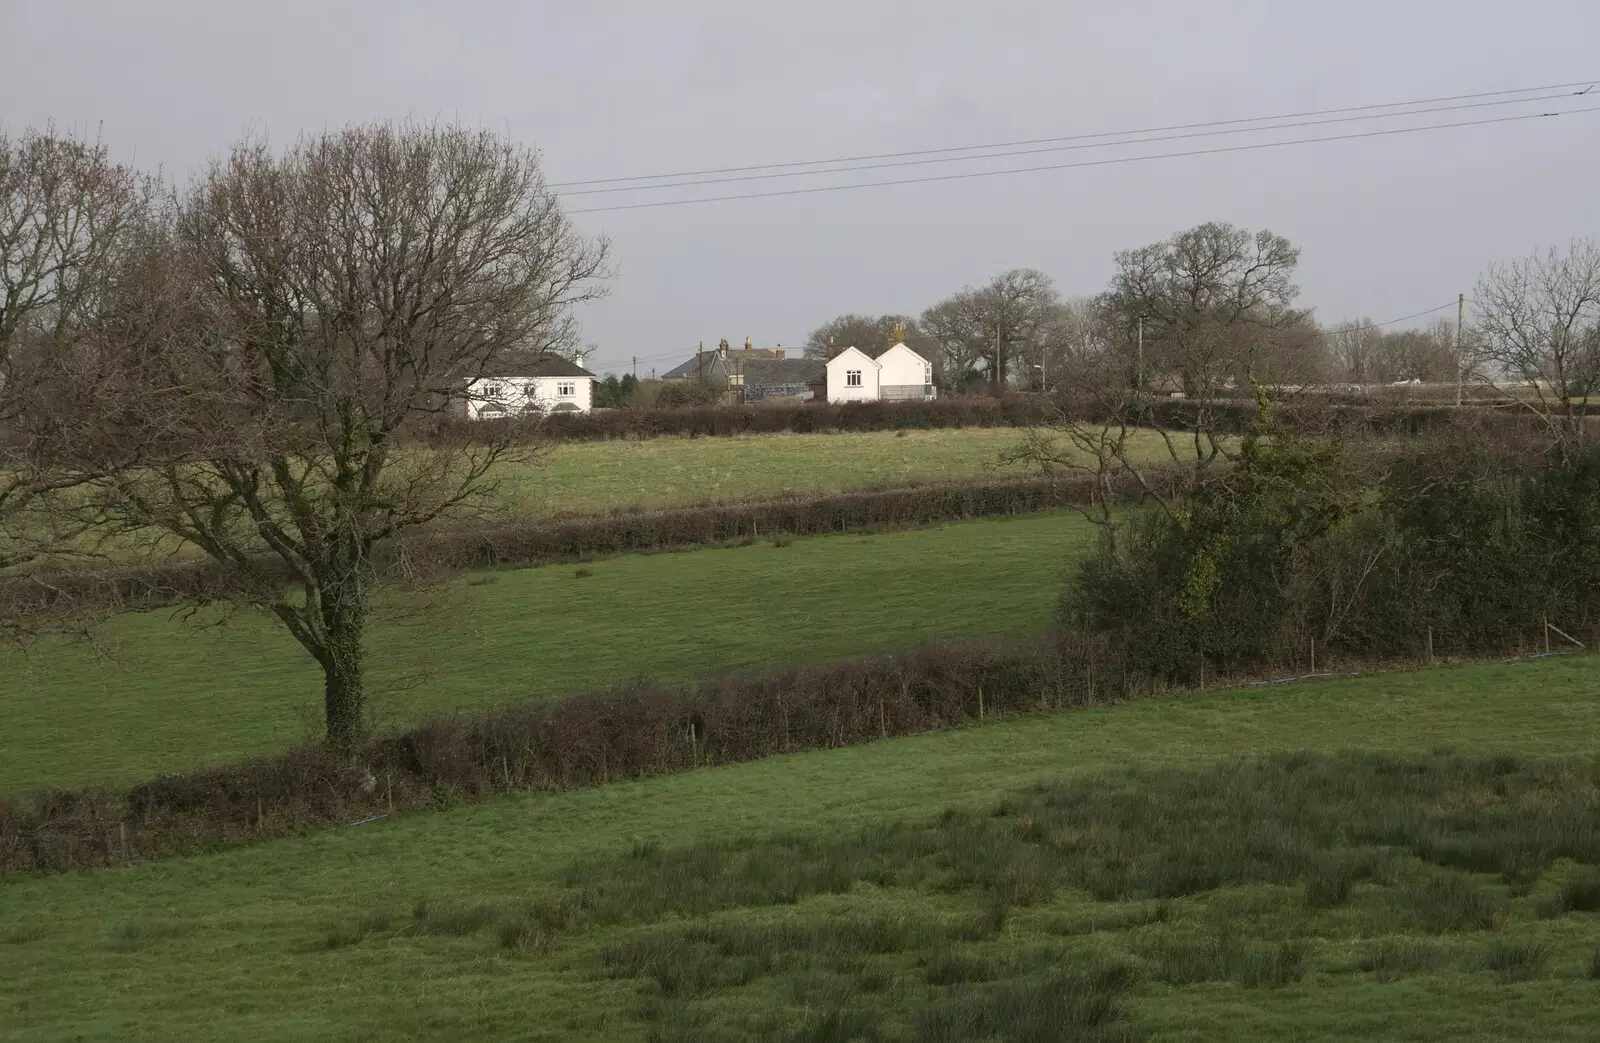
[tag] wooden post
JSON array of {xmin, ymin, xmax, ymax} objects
[
  {"xmin": 977, "ymin": 683, "xmax": 985, "ymax": 722},
  {"xmin": 1544, "ymin": 618, "xmax": 1551, "ymax": 655},
  {"xmin": 119, "ymin": 822, "xmax": 128, "ymax": 861},
  {"xmin": 1310, "ymin": 637, "xmax": 1316, "ymax": 674},
  {"xmin": 1426, "ymin": 627, "xmax": 1434, "ymax": 665},
  {"xmin": 385, "ymin": 774, "xmax": 393, "ymax": 814},
  {"xmin": 1199, "ymin": 659, "xmax": 1205, "ymax": 693}
]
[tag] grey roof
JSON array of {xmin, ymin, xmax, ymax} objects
[
  {"xmin": 661, "ymin": 353, "xmax": 728, "ymax": 381},
  {"xmin": 491, "ymin": 356, "xmax": 598, "ymax": 379},
  {"xmin": 662, "ymin": 347, "xmax": 791, "ymax": 380},
  {"xmin": 739, "ymin": 357, "xmax": 825, "ymax": 385}
]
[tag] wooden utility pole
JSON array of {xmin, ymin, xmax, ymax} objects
[
  {"xmin": 994, "ymin": 327, "xmax": 1003, "ymax": 393},
  {"xmin": 1137, "ymin": 317, "xmax": 1144, "ymax": 392},
  {"xmin": 1455, "ymin": 293, "xmax": 1465, "ymax": 407}
]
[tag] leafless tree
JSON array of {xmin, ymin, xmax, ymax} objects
[
  {"xmin": 1471, "ymin": 239, "xmax": 1600, "ymax": 453},
  {"xmin": 1006, "ymin": 224, "xmax": 1308, "ymax": 562},
  {"xmin": 803, "ymin": 313, "xmax": 923, "ymax": 359},
  {"xmin": 921, "ymin": 268, "xmax": 1060, "ymax": 389},
  {"xmin": 1034, "ymin": 297, "xmax": 1108, "ymax": 391},
  {"xmin": 93, "ymin": 123, "xmax": 611, "ymax": 745},
  {"xmin": 0, "ymin": 127, "xmax": 155, "ymax": 642},
  {"xmin": 1325, "ymin": 317, "xmax": 1459, "ymax": 385},
  {"xmin": 1100, "ymin": 222, "xmax": 1306, "ymax": 396}
]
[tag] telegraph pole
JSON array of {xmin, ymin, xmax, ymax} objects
[
  {"xmin": 632, "ymin": 355, "xmax": 637, "ymax": 379},
  {"xmin": 1455, "ymin": 293, "xmax": 1465, "ymax": 407},
  {"xmin": 994, "ymin": 327, "xmax": 1002, "ymax": 393},
  {"xmin": 1137, "ymin": 317, "xmax": 1144, "ymax": 392}
]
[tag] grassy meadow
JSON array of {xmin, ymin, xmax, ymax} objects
[
  {"xmin": 501, "ymin": 427, "xmax": 1050, "ymax": 515},
  {"xmin": 47, "ymin": 424, "xmax": 1162, "ymax": 562},
  {"xmin": 2, "ymin": 656, "xmax": 1597, "ymax": 1042},
  {"xmin": 1, "ymin": 511, "xmax": 1095, "ymax": 793}
]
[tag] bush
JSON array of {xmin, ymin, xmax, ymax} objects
[{"xmin": 1071, "ymin": 419, "xmax": 1600, "ymax": 684}]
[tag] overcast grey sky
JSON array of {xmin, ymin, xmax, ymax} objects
[{"xmin": 4, "ymin": 0, "xmax": 1597, "ymax": 375}]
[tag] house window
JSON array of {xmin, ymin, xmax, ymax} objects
[
  {"xmin": 484, "ymin": 383, "xmax": 503, "ymax": 399},
  {"xmin": 557, "ymin": 382, "xmax": 575, "ymax": 397},
  {"xmin": 846, "ymin": 370, "xmax": 862, "ymax": 387},
  {"xmin": 924, "ymin": 364, "xmax": 933, "ymax": 384}
]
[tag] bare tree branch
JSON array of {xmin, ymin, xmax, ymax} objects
[{"xmin": 92, "ymin": 122, "xmax": 611, "ymax": 744}]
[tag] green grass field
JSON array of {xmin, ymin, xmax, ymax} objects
[
  {"xmin": 503, "ymin": 427, "xmax": 1053, "ymax": 515},
  {"xmin": 1, "ymin": 511, "xmax": 1094, "ymax": 793},
  {"xmin": 45, "ymin": 424, "xmax": 1160, "ymax": 563},
  {"xmin": 3, "ymin": 656, "xmax": 1597, "ymax": 1042}
]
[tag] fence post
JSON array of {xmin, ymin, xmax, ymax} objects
[
  {"xmin": 1544, "ymin": 617, "xmax": 1551, "ymax": 655},
  {"xmin": 1310, "ymin": 637, "xmax": 1316, "ymax": 674},
  {"xmin": 1426, "ymin": 627, "xmax": 1433, "ymax": 665}
]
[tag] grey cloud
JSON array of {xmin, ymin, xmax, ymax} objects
[{"xmin": 3, "ymin": 0, "xmax": 1597, "ymax": 375}]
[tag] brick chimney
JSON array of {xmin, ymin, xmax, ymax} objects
[
  {"xmin": 744, "ymin": 335, "xmax": 752, "ymax": 356},
  {"xmin": 827, "ymin": 335, "xmax": 839, "ymax": 360},
  {"xmin": 775, "ymin": 348, "xmax": 785, "ymax": 359}
]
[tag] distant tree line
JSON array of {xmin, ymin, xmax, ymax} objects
[{"xmin": 805, "ymin": 222, "xmax": 1598, "ymax": 398}]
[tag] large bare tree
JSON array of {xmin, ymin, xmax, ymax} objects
[
  {"xmin": 97, "ymin": 124, "xmax": 610, "ymax": 744},
  {"xmin": 803, "ymin": 313, "xmax": 924, "ymax": 359},
  {"xmin": 1471, "ymin": 239, "xmax": 1600, "ymax": 454},
  {"xmin": 1007, "ymin": 223, "xmax": 1308, "ymax": 562},
  {"xmin": 1100, "ymin": 222, "xmax": 1307, "ymax": 396},
  {"xmin": 920, "ymin": 268, "xmax": 1060, "ymax": 388},
  {"xmin": 0, "ymin": 127, "xmax": 154, "ymax": 640}
]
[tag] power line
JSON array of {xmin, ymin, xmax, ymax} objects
[
  {"xmin": 597, "ymin": 306, "xmax": 1460, "ymax": 372},
  {"xmin": 560, "ymin": 90, "xmax": 1587, "ymax": 197},
  {"xmin": 568, "ymin": 105, "xmax": 1600, "ymax": 215},
  {"xmin": 1319, "ymin": 302, "xmax": 1462, "ymax": 336},
  {"xmin": 550, "ymin": 79, "xmax": 1597, "ymax": 189}
]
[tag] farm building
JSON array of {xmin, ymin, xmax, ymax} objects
[
  {"xmin": 825, "ymin": 340, "xmax": 936, "ymax": 404},
  {"xmin": 464, "ymin": 354, "xmax": 599, "ymax": 419},
  {"xmin": 662, "ymin": 338, "xmax": 821, "ymax": 402},
  {"xmin": 661, "ymin": 338, "xmax": 787, "ymax": 391},
  {"xmin": 658, "ymin": 334, "xmax": 937, "ymax": 404}
]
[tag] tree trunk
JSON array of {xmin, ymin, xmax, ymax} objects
[
  {"xmin": 321, "ymin": 617, "xmax": 366, "ymax": 747},
  {"xmin": 316, "ymin": 555, "xmax": 370, "ymax": 747}
]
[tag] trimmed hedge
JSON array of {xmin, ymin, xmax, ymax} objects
[
  {"xmin": 0, "ymin": 630, "xmax": 1138, "ymax": 873},
  {"xmin": 6, "ymin": 620, "xmax": 1545, "ymax": 875},
  {"xmin": 3, "ymin": 473, "xmax": 1180, "ymax": 617},
  {"xmin": 440, "ymin": 396, "xmax": 1549, "ymax": 444}
]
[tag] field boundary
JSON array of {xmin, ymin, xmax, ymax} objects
[
  {"xmin": 447, "ymin": 395, "xmax": 1550, "ymax": 444},
  {"xmin": 4, "ymin": 625, "xmax": 1575, "ymax": 876},
  {"xmin": 4, "ymin": 471, "xmax": 1184, "ymax": 618}
]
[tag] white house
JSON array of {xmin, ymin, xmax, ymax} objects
[
  {"xmin": 824, "ymin": 341, "xmax": 936, "ymax": 404},
  {"xmin": 465, "ymin": 355, "xmax": 599, "ymax": 419}
]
